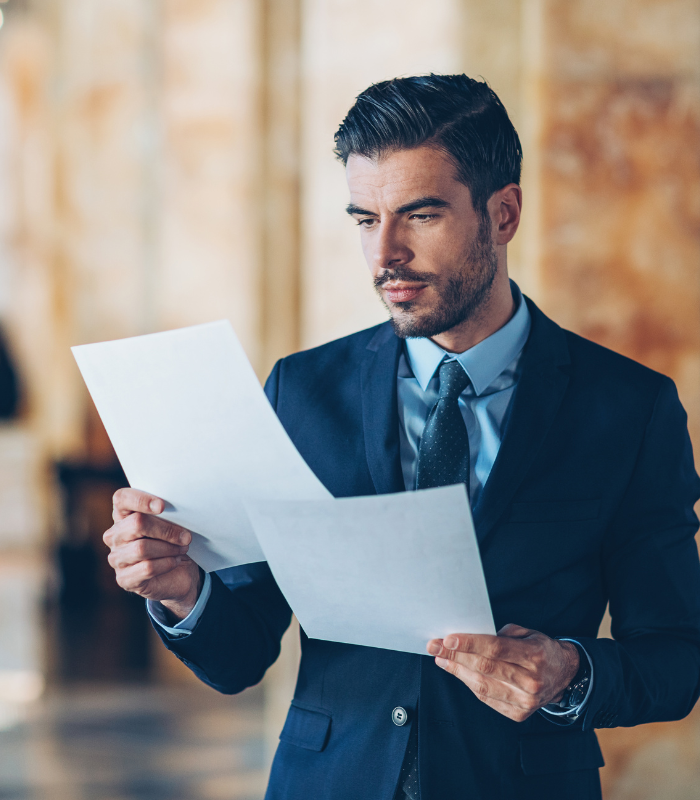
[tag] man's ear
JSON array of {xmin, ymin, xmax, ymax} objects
[{"xmin": 491, "ymin": 184, "xmax": 522, "ymax": 246}]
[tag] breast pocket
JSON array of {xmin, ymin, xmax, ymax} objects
[
  {"xmin": 508, "ymin": 499, "xmax": 601, "ymax": 524},
  {"xmin": 279, "ymin": 701, "xmax": 332, "ymax": 752}
]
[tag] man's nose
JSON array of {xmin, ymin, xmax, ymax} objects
[{"xmin": 372, "ymin": 221, "xmax": 411, "ymax": 272}]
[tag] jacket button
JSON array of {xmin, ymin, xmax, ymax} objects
[{"xmin": 392, "ymin": 707, "xmax": 408, "ymax": 726}]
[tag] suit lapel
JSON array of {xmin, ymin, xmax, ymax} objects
[
  {"xmin": 360, "ymin": 323, "xmax": 405, "ymax": 496},
  {"xmin": 472, "ymin": 300, "xmax": 572, "ymax": 545}
]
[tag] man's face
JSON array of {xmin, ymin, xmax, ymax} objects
[{"xmin": 346, "ymin": 145, "xmax": 498, "ymax": 339}]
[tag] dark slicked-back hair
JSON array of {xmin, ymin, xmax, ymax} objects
[{"xmin": 334, "ymin": 74, "xmax": 522, "ymax": 218}]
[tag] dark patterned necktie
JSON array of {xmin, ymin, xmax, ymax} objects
[
  {"xmin": 416, "ymin": 359, "xmax": 471, "ymax": 492},
  {"xmin": 396, "ymin": 359, "xmax": 471, "ymax": 800}
]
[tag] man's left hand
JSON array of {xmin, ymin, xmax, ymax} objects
[{"xmin": 427, "ymin": 624, "xmax": 580, "ymax": 722}]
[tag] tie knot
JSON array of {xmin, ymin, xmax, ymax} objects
[{"xmin": 438, "ymin": 359, "xmax": 470, "ymax": 400}]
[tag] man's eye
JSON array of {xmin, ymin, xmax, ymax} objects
[
  {"xmin": 356, "ymin": 218, "xmax": 376, "ymax": 227},
  {"xmin": 410, "ymin": 214, "xmax": 437, "ymax": 221}
]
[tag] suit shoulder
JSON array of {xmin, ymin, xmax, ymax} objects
[{"xmin": 564, "ymin": 328, "xmax": 673, "ymax": 395}]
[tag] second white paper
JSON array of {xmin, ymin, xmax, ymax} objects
[{"xmin": 245, "ymin": 484, "xmax": 495, "ymax": 656}]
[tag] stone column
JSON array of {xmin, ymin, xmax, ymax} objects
[
  {"xmin": 156, "ymin": 0, "xmax": 264, "ymax": 367},
  {"xmin": 0, "ymin": 14, "xmax": 54, "ymax": 729}
]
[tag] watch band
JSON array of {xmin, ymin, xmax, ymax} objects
[{"xmin": 557, "ymin": 641, "xmax": 591, "ymax": 709}]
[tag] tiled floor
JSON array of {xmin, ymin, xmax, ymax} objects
[{"xmin": 0, "ymin": 682, "xmax": 267, "ymax": 800}]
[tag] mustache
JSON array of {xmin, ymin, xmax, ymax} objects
[{"xmin": 373, "ymin": 266, "xmax": 437, "ymax": 289}]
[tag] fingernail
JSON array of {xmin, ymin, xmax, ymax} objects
[
  {"xmin": 149, "ymin": 499, "xmax": 162, "ymax": 513},
  {"xmin": 435, "ymin": 657, "xmax": 448, "ymax": 669},
  {"xmin": 179, "ymin": 545, "xmax": 189, "ymax": 554},
  {"xmin": 179, "ymin": 531, "xmax": 190, "ymax": 544},
  {"xmin": 443, "ymin": 636, "xmax": 459, "ymax": 650},
  {"xmin": 427, "ymin": 641, "xmax": 441, "ymax": 655},
  {"xmin": 176, "ymin": 555, "xmax": 189, "ymax": 564}
]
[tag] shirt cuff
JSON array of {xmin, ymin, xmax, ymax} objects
[
  {"xmin": 540, "ymin": 638, "xmax": 594, "ymax": 718},
  {"xmin": 146, "ymin": 571, "xmax": 212, "ymax": 638}
]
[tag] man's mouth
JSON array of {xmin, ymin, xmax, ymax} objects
[{"xmin": 382, "ymin": 282, "xmax": 427, "ymax": 304}]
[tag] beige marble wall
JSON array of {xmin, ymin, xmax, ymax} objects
[
  {"xmin": 537, "ymin": 0, "xmax": 700, "ymax": 445},
  {"xmin": 534, "ymin": 2, "xmax": 700, "ymax": 796}
]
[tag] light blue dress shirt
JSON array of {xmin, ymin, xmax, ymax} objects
[
  {"xmin": 398, "ymin": 282, "xmax": 530, "ymax": 506},
  {"xmin": 148, "ymin": 572, "xmax": 212, "ymax": 635},
  {"xmin": 149, "ymin": 281, "xmax": 592, "ymax": 719}
]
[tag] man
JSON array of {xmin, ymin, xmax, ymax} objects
[{"xmin": 103, "ymin": 75, "xmax": 700, "ymax": 799}]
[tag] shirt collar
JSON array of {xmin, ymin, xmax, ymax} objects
[{"xmin": 403, "ymin": 281, "xmax": 531, "ymax": 396}]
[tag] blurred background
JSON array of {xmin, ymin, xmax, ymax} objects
[{"xmin": 0, "ymin": 0, "xmax": 697, "ymax": 798}]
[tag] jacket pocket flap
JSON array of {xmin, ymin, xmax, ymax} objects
[
  {"xmin": 509, "ymin": 500, "xmax": 600, "ymax": 523},
  {"xmin": 279, "ymin": 702, "xmax": 332, "ymax": 752},
  {"xmin": 520, "ymin": 732, "xmax": 604, "ymax": 776}
]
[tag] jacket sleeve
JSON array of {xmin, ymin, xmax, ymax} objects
[
  {"xmin": 151, "ymin": 359, "xmax": 293, "ymax": 694},
  {"xmin": 577, "ymin": 376, "xmax": 700, "ymax": 730},
  {"xmin": 152, "ymin": 563, "xmax": 292, "ymax": 694}
]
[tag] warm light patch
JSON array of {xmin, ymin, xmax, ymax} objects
[{"xmin": 0, "ymin": 670, "xmax": 44, "ymax": 704}]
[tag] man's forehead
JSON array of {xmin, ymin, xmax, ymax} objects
[{"xmin": 346, "ymin": 146, "xmax": 461, "ymax": 202}]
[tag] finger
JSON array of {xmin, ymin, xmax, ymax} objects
[
  {"xmin": 113, "ymin": 487, "xmax": 165, "ymax": 521},
  {"xmin": 438, "ymin": 649, "xmax": 546, "ymax": 696},
  {"xmin": 105, "ymin": 512, "xmax": 191, "ymax": 549},
  {"xmin": 435, "ymin": 658, "xmax": 541, "ymax": 713},
  {"xmin": 429, "ymin": 633, "xmax": 528, "ymax": 665},
  {"xmin": 117, "ymin": 555, "xmax": 191, "ymax": 593},
  {"xmin": 108, "ymin": 538, "xmax": 189, "ymax": 570}
]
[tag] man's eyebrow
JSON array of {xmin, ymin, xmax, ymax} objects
[
  {"xmin": 345, "ymin": 203, "xmax": 376, "ymax": 217},
  {"xmin": 395, "ymin": 196, "xmax": 451, "ymax": 214},
  {"xmin": 346, "ymin": 197, "xmax": 451, "ymax": 217}
]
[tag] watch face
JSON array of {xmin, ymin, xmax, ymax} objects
[{"xmin": 568, "ymin": 678, "xmax": 590, "ymax": 707}]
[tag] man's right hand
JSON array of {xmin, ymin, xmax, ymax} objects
[{"xmin": 104, "ymin": 488, "xmax": 202, "ymax": 622}]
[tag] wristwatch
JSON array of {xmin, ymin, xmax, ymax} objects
[{"xmin": 555, "ymin": 641, "xmax": 591, "ymax": 709}]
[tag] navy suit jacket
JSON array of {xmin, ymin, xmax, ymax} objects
[{"xmin": 155, "ymin": 299, "xmax": 700, "ymax": 800}]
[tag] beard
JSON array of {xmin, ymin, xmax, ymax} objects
[{"xmin": 373, "ymin": 215, "xmax": 498, "ymax": 340}]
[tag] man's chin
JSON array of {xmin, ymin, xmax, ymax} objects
[{"xmin": 388, "ymin": 308, "xmax": 448, "ymax": 340}]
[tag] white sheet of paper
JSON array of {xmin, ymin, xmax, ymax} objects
[
  {"xmin": 72, "ymin": 321, "xmax": 331, "ymax": 572},
  {"xmin": 245, "ymin": 484, "xmax": 495, "ymax": 656}
]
